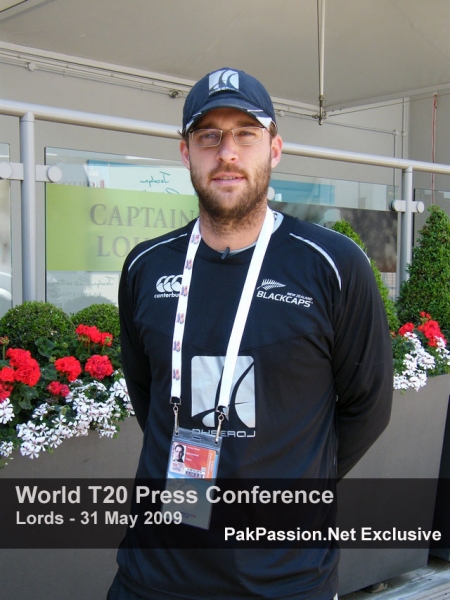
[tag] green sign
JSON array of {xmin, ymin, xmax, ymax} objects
[{"xmin": 46, "ymin": 185, "xmax": 199, "ymax": 271}]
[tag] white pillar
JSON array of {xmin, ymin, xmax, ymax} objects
[{"xmin": 20, "ymin": 111, "xmax": 37, "ymax": 301}]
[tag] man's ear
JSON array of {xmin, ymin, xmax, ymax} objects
[
  {"xmin": 180, "ymin": 140, "xmax": 190, "ymax": 170},
  {"xmin": 270, "ymin": 134, "xmax": 283, "ymax": 168}
]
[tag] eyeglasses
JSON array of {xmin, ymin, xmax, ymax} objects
[{"xmin": 190, "ymin": 126, "xmax": 266, "ymax": 147}]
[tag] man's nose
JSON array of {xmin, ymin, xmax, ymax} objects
[{"xmin": 216, "ymin": 130, "xmax": 239, "ymax": 161}]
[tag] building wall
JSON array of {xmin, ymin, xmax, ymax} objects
[
  {"xmin": 0, "ymin": 57, "xmax": 410, "ymax": 306},
  {"xmin": 0, "ymin": 60, "xmax": 406, "ymax": 184},
  {"xmin": 408, "ymin": 93, "xmax": 450, "ymax": 193}
]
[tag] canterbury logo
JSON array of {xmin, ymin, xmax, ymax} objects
[
  {"xmin": 156, "ymin": 275, "xmax": 182, "ymax": 294},
  {"xmin": 209, "ymin": 69, "xmax": 239, "ymax": 95},
  {"xmin": 257, "ymin": 279, "xmax": 286, "ymax": 291}
]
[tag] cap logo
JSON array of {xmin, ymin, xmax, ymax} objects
[{"xmin": 209, "ymin": 69, "xmax": 239, "ymax": 96}]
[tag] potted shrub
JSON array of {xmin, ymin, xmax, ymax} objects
[
  {"xmin": 0, "ymin": 302, "xmax": 136, "ymax": 469},
  {"xmin": 394, "ymin": 206, "xmax": 450, "ymax": 562},
  {"xmin": 396, "ymin": 205, "xmax": 450, "ymax": 335},
  {"xmin": 331, "ymin": 217, "xmax": 450, "ymax": 595},
  {"xmin": 0, "ymin": 302, "xmax": 142, "ymax": 600}
]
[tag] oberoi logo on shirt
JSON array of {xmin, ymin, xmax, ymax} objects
[{"xmin": 191, "ymin": 356, "xmax": 255, "ymax": 429}]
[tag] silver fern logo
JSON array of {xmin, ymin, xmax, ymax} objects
[
  {"xmin": 209, "ymin": 69, "xmax": 239, "ymax": 95},
  {"xmin": 258, "ymin": 279, "xmax": 286, "ymax": 291},
  {"xmin": 256, "ymin": 279, "xmax": 314, "ymax": 308}
]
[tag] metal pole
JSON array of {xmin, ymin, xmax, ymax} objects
[
  {"xmin": 315, "ymin": 0, "xmax": 327, "ymax": 125},
  {"xmin": 20, "ymin": 112, "xmax": 37, "ymax": 302},
  {"xmin": 400, "ymin": 166, "xmax": 414, "ymax": 285},
  {"xmin": 318, "ymin": 0, "xmax": 326, "ymax": 99},
  {"xmin": 0, "ymin": 98, "xmax": 180, "ymax": 140}
]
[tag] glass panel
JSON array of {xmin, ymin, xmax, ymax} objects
[
  {"xmin": 270, "ymin": 171, "xmax": 398, "ymax": 299},
  {"xmin": 45, "ymin": 148, "xmax": 194, "ymax": 193},
  {"xmin": 0, "ymin": 142, "xmax": 12, "ymax": 318},
  {"xmin": 270, "ymin": 171, "xmax": 396, "ymax": 211},
  {"xmin": 45, "ymin": 148, "xmax": 399, "ymax": 313},
  {"xmin": 45, "ymin": 148, "xmax": 197, "ymax": 314}
]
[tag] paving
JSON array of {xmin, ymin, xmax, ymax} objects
[{"xmin": 341, "ymin": 557, "xmax": 450, "ymax": 600}]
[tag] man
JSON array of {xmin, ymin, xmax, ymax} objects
[{"xmin": 108, "ymin": 67, "xmax": 393, "ymax": 599}]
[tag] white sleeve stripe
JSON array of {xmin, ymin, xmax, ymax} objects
[
  {"xmin": 290, "ymin": 233, "xmax": 342, "ymax": 290},
  {"xmin": 128, "ymin": 233, "xmax": 188, "ymax": 272}
]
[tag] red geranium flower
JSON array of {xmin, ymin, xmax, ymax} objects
[
  {"xmin": 418, "ymin": 319, "xmax": 446, "ymax": 347},
  {"xmin": 76, "ymin": 324, "xmax": 102, "ymax": 345},
  {"xmin": 100, "ymin": 332, "xmax": 113, "ymax": 347},
  {"xmin": 47, "ymin": 381, "xmax": 70, "ymax": 397},
  {"xmin": 0, "ymin": 366, "xmax": 16, "ymax": 383},
  {"xmin": 14, "ymin": 361, "xmax": 41, "ymax": 387},
  {"xmin": 0, "ymin": 382, "xmax": 13, "ymax": 401},
  {"xmin": 6, "ymin": 348, "xmax": 32, "ymax": 367},
  {"xmin": 55, "ymin": 356, "xmax": 82, "ymax": 382},
  {"xmin": 85, "ymin": 355, "xmax": 113, "ymax": 380},
  {"xmin": 398, "ymin": 322, "xmax": 415, "ymax": 336},
  {"xmin": 5, "ymin": 348, "xmax": 40, "ymax": 386}
]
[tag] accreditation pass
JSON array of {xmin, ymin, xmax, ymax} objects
[{"xmin": 164, "ymin": 427, "xmax": 222, "ymax": 529}]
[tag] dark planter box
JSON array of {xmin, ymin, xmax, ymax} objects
[
  {"xmin": 338, "ymin": 374, "xmax": 450, "ymax": 596},
  {"xmin": 0, "ymin": 414, "xmax": 143, "ymax": 478},
  {"xmin": 0, "ymin": 416, "xmax": 143, "ymax": 599},
  {"xmin": 430, "ymin": 383, "xmax": 450, "ymax": 561}
]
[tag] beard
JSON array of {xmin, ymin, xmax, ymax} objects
[{"xmin": 189, "ymin": 158, "xmax": 272, "ymax": 231}]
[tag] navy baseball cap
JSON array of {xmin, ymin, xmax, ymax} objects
[{"xmin": 182, "ymin": 68, "xmax": 277, "ymax": 134}]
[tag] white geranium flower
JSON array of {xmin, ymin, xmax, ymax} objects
[
  {"xmin": 20, "ymin": 440, "xmax": 44, "ymax": 459},
  {"xmin": 0, "ymin": 398, "xmax": 14, "ymax": 424},
  {"xmin": 393, "ymin": 332, "xmax": 436, "ymax": 391},
  {"xmin": 32, "ymin": 403, "xmax": 51, "ymax": 419},
  {"xmin": 98, "ymin": 423, "xmax": 118, "ymax": 438},
  {"xmin": 112, "ymin": 376, "xmax": 129, "ymax": 398},
  {"xmin": 0, "ymin": 441, "xmax": 14, "ymax": 459}
]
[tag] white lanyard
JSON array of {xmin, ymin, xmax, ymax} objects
[{"xmin": 170, "ymin": 207, "xmax": 274, "ymax": 436}]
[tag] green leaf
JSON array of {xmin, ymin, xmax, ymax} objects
[
  {"xmin": 40, "ymin": 364, "xmax": 57, "ymax": 380},
  {"xmin": 20, "ymin": 385, "xmax": 38, "ymax": 401},
  {"xmin": 18, "ymin": 397, "xmax": 33, "ymax": 410},
  {"xmin": 36, "ymin": 337, "xmax": 56, "ymax": 358}
]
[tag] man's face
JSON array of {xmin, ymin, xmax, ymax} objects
[
  {"xmin": 174, "ymin": 445, "xmax": 183, "ymax": 460},
  {"xmin": 180, "ymin": 108, "xmax": 282, "ymax": 224}
]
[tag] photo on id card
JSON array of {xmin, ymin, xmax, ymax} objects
[{"xmin": 164, "ymin": 428, "xmax": 221, "ymax": 529}]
